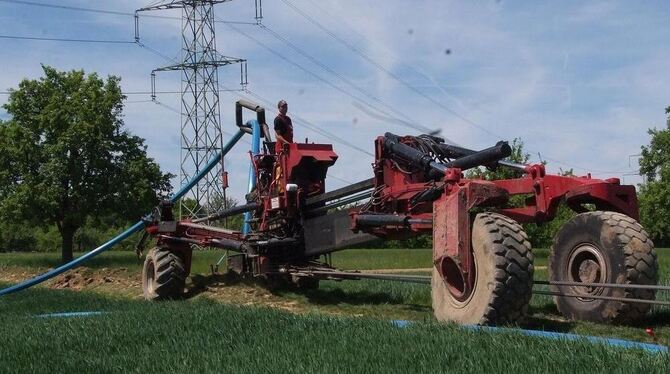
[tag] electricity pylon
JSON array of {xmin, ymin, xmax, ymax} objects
[{"xmin": 137, "ymin": 0, "xmax": 248, "ymax": 219}]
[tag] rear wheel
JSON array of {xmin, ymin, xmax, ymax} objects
[
  {"xmin": 142, "ymin": 247, "xmax": 187, "ymax": 300},
  {"xmin": 549, "ymin": 211, "xmax": 658, "ymax": 323},
  {"xmin": 432, "ymin": 212, "xmax": 534, "ymax": 325}
]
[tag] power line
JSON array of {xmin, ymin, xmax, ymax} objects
[
  {"xmin": 152, "ymin": 98, "xmax": 355, "ymax": 185},
  {"xmin": 0, "ymin": 0, "xmax": 485, "ymax": 139},
  {"xmin": 258, "ymin": 23, "xmax": 435, "ymax": 134},
  {"xmin": 0, "ymin": 0, "xmax": 131, "ymax": 16},
  {"xmin": 278, "ymin": 0, "xmax": 498, "ymax": 140},
  {"xmin": 144, "ymin": 38, "xmax": 375, "ymax": 159},
  {"xmin": 222, "ymin": 22, "xmax": 392, "ymax": 133},
  {"xmin": 0, "ymin": 26, "xmax": 480, "ymax": 165},
  {"xmin": 123, "ymin": 91, "xmax": 181, "ymax": 95},
  {"xmin": 1, "ymin": 1, "xmax": 487, "ymax": 148},
  {"xmin": 153, "ymin": 100, "xmax": 246, "ymax": 142},
  {"xmin": 0, "ymin": 0, "xmax": 256, "ymax": 24},
  {"xmin": 0, "ymin": 34, "xmax": 134, "ymax": 44},
  {"xmin": 303, "ymin": 0, "xmax": 456, "ymax": 98},
  {"xmin": 0, "ymin": 90, "xmax": 240, "ymax": 96},
  {"xmin": 134, "ymin": 37, "xmax": 369, "ymax": 185},
  {"xmin": 0, "ymin": 6, "xmax": 409, "ymax": 157},
  {"xmin": 303, "ymin": 0, "xmax": 490, "ymax": 121},
  {"xmin": 240, "ymin": 88, "xmax": 375, "ymax": 157},
  {"xmin": 1, "ymin": 90, "xmax": 175, "ymax": 96},
  {"xmin": 0, "ymin": 0, "xmax": 629, "ymax": 175},
  {"xmin": 221, "ymin": 21, "xmax": 438, "ymax": 143},
  {"xmin": 135, "ymin": 41, "xmax": 178, "ymax": 63},
  {"xmin": 0, "ymin": 15, "xmax": 375, "ymax": 160},
  {"xmin": 279, "ymin": 0, "xmax": 633, "ymax": 175},
  {"xmin": 326, "ymin": 173, "xmax": 355, "ymax": 185},
  {"xmin": 124, "ymin": 99, "xmax": 155, "ymax": 104}
]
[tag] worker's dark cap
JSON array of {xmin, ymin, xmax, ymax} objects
[{"xmin": 278, "ymin": 100, "xmax": 288, "ymax": 108}]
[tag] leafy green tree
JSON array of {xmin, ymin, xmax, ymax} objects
[
  {"xmin": 0, "ymin": 221, "xmax": 36, "ymax": 252},
  {"xmin": 638, "ymin": 107, "xmax": 670, "ymax": 246},
  {"xmin": 0, "ymin": 66, "xmax": 172, "ymax": 262}
]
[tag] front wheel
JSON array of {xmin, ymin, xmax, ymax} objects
[
  {"xmin": 549, "ymin": 211, "xmax": 658, "ymax": 323},
  {"xmin": 432, "ymin": 212, "xmax": 534, "ymax": 325},
  {"xmin": 142, "ymin": 247, "xmax": 187, "ymax": 300}
]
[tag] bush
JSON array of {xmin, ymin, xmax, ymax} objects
[{"xmin": 0, "ymin": 221, "xmax": 37, "ymax": 252}]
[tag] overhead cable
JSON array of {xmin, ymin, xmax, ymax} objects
[
  {"xmin": 0, "ymin": 0, "xmax": 256, "ymax": 24},
  {"xmin": 0, "ymin": 34, "xmax": 134, "ymax": 44},
  {"xmin": 280, "ymin": 0, "xmax": 632, "ymax": 174},
  {"xmin": 258, "ymin": 23, "xmax": 435, "ymax": 134}
]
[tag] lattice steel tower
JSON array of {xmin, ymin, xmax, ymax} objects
[{"xmin": 137, "ymin": 1, "xmax": 247, "ymax": 219}]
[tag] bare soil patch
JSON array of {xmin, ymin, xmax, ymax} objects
[{"xmin": 0, "ymin": 266, "xmax": 309, "ymax": 313}]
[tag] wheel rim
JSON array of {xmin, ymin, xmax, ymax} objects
[
  {"xmin": 566, "ymin": 243, "xmax": 607, "ymax": 301},
  {"xmin": 441, "ymin": 252, "xmax": 477, "ymax": 308}
]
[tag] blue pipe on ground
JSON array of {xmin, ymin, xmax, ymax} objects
[
  {"xmin": 242, "ymin": 120, "xmax": 260, "ymax": 235},
  {"xmin": 0, "ymin": 130, "xmax": 246, "ymax": 296},
  {"xmin": 390, "ymin": 320, "xmax": 668, "ymax": 354},
  {"xmin": 36, "ymin": 311, "xmax": 107, "ymax": 318}
]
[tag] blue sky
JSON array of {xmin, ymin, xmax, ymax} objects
[{"xmin": 1, "ymin": 0, "xmax": 669, "ymax": 200}]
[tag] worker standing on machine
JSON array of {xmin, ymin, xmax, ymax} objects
[
  {"xmin": 274, "ymin": 99, "xmax": 293, "ymax": 154},
  {"xmin": 273, "ymin": 99, "xmax": 293, "ymax": 192}
]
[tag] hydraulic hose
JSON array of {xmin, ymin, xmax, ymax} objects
[{"xmin": 0, "ymin": 130, "xmax": 245, "ymax": 296}]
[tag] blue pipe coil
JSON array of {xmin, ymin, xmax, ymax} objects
[{"xmin": 0, "ymin": 130, "xmax": 246, "ymax": 296}]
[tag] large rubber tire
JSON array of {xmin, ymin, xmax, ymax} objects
[
  {"xmin": 432, "ymin": 212, "xmax": 534, "ymax": 325},
  {"xmin": 549, "ymin": 211, "xmax": 658, "ymax": 323},
  {"xmin": 142, "ymin": 247, "xmax": 187, "ymax": 300}
]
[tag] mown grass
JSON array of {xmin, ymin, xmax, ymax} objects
[{"xmin": 0, "ymin": 285, "xmax": 668, "ymax": 373}]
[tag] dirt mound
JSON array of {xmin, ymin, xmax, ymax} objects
[
  {"xmin": 49, "ymin": 267, "xmax": 138, "ymax": 290},
  {"xmin": 187, "ymin": 273, "xmax": 306, "ymax": 313},
  {"xmin": 0, "ymin": 266, "xmax": 141, "ymax": 295},
  {"xmin": 1, "ymin": 266, "xmax": 307, "ymax": 313}
]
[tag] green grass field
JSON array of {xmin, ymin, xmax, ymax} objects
[
  {"xmin": 0, "ymin": 248, "xmax": 669, "ymax": 372},
  {"xmin": 0, "ymin": 285, "xmax": 668, "ymax": 373}
]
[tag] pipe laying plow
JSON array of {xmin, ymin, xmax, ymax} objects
[
  {"xmin": 138, "ymin": 100, "xmax": 658, "ymax": 325},
  {"xmin": 3, "ymin": 100, "xmax": 661, "ymax": 326}
]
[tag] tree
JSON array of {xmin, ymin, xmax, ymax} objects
[
  {"xmin": 638, "ymin": 106, "xmax": 670, "ymax": 246},
  {"xmin": 0, "ymin": 66, "xmax": 172, "ymax": 262}
]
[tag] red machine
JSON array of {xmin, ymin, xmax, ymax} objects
[{"xmin": 140, "ymin": 101, "xmax": 658, "ymax": 325}]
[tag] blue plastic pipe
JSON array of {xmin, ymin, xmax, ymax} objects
[
  {"xmin": 36, "ymin": 311, "xmax": 107, "ymax": 318},
  {"xmin": 0, "ymin": 130, "xmax": 245, "ymax": 296},
  {"xmin": 390, "ymin": 320, "xmax": 668, "ymax": 354},
  {"xmin": 242, "ymin": 120, "xmax": 260, "ymax": 235}
]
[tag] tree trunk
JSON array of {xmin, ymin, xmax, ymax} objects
[{"xmin": 61, "ymin": 226, "xmax": 75, "ymax": 264}]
